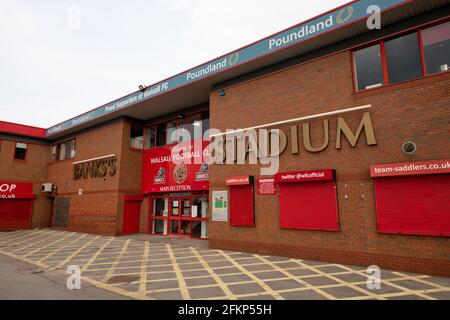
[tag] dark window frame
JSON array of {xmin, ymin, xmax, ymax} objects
[
  {"xmin": 351, "ymin": 19, "xmax": 450, "ymax": 93},
  {"xmin": 143, "ymin": 109, "xmax": 210, "ymax": 150},
  {"xmin": 50, "ymin": 138, "xmax": 76, "ymax": 162},
  {"xmin": 13, "ymin": 141, "xmax": 28, "ymax": 161}
]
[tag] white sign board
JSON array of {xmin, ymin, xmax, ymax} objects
[{"xmin": 212, "ymin": 191, "xmax": 228, "ymax": 222}]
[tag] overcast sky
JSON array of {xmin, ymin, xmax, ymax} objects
[{"xmin": 0, "ymin": 0, "xmax": 349, "ymax": 128}]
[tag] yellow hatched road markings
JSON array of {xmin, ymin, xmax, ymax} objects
[
  {"xmin": 138, "ymin": 241, "xmax": 150, "ymax": 295},
  {"xmin": 3, "ymin": 230, "xmax": 57, "ymax": 251},
  {"xmin": 37, "ymin": 234, "xmax": 88, "ymax": 263},
  {"xmin": 219, "ymin": 250, "xmax": 284, "ymax": 300},
  {"xmin": 289, "ymin": 259, "xmax": 383, "ymax": 300},
  {"xmin": 81, "ymin": 237, "xmax": 115, "ymax": 272},
  {"xmin": 55, "ymin": 235, "xmax": 101, "ymax": 269},
  {"xmin": 102, "ymin": 240, "xmax": 132, "ymax": 282},
  {"xmin": 165, "ymin": 244, "xmax": 191, "ymax": 300},
  {"xmin": 190, "ymin": 247, "xmax": 237, "ymax": 300},
  {"xmin": 22, "ymin": 232, "xmax": 76, "ymax": 258}
]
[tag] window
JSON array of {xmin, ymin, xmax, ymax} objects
[
  {"xmin": 352, "ymin": 21, "xmax": 450, "ymax": 92},
  {"xmin": 51, "ymin": 139, "xmax": 76, "ymax": 162},
  {"xmin": 130, "ymin": 127, "xmax": 144, "ymax": 150},
  {"xmin": 421, "ymin": 21, "xmax": 450, "ymax": 75},
  {"xmin": 385, "ymin": 33, "xmax": 423, "ymax": 84},
  {"xmin": 14, "ymin": 142, "xmax": 27, "ymax": 160},
  {"xmin": 145, "ymin": 110, "xmax": 210, "ymax": 149},
  {"xmin": 145, "ymin": 127, "xmax": 156, "ymax": 149},
  {"xmin": 353, "ymin": 44, "xmax": 384, "ymax": 90}
]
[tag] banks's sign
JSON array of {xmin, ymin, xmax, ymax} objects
[
  {"xmin": 142, "ymin": 141, "xmax": 210, "ymax": 193},
  {"xmin": 73, "ymin": 156, "xmax": 117, "ymax": 181},
  {"xmin": 46, "ymin": 0, "xmax": 409, "ymax": 136}
]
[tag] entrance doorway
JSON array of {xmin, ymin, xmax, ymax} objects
[{"xmin": 149, "ymin": 192, "xmax": 209, "ymax": 239}]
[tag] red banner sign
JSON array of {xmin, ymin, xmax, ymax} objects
[
  {"xmin": 370, "ymin": 159, "xmax": 450, "ymax": 178},
  {"xmin": 0, "ymin": 182, "xmax": 34, "ymax": 199},
  {"xmin": 257, "ymin": 178, "xmax": 276, "ymax": 195},
  {"xmin": 226, "ymin": 176, "xmax": 253, "ymax": 186},
  {"xmin": 275, "ymin": 169, "xmax": 335, "ymax": 183},
  {"xmin": 141, "ymin": 141, "xmax": 210, "ymax": 193}
]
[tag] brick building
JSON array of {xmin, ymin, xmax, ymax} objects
[{"xmin": 1, "ymin": 0, "xmax": 449, "ymax": 276}]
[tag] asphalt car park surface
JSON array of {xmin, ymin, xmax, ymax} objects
[{"xmin": 0, "ymin": 229, "xmax": 449, "ymax": 300}]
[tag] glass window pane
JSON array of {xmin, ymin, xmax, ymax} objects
[
  {"xmin": 59, "ymin": 143, "xmax": 66, "ymax": 160},
  {"xmin": 385, "ymin": 33, "xmax": 423, "ymax": 84},
  {"xmin": 189, "ymin": 114, "xmax": 202, "ymax": 141},
  {"xmin": 153, "ymin": 198, "xmax": 168, "ymax": 217},
  {"xmin": 156, "ymin": 123, "xmax": 166, "ymax": 147},
  {"xmin": 14, "ymin": 143, "xmax": 27, "ymax": 160},
  {"xmin": 70, "ymin": 140, "xmax": 76, "ymax": 158},
  {"xmin": 152, "ymin": 220, "xmax": 166, "ymax": 235},
  {"xmin": 177, "ymin": 118, "xmax": 189, "ymax": 143},
  {"xmin": 353, "ymin": 44, "xmax": 384, "ymax": 91},
  {"xmin": 145, "ymin": 127, "xmax": 156, "ymax": 149},
  {"xmin": 165, "ymin": 120, "xmax": 177, "ymax": 145},
  {"xmin": 422, "ymin": 21, "xmax": 450, "ymax": 75}
]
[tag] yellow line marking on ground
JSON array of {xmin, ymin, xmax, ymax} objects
[
  {"xmin": 2, "ymin": 230, "xmax": 56, "ymax": 251},
  {"xmin": 166, "ymin": 244, "xmax": 191, "ymax": 300},
  {"xmin": 38, "ymin": 234, "xmax": 88, "ymax": 263},
  {"xmin": 138, "ymin": 241, "xmax": 150, "ymax": 295},
  {"xmin": 55, "ymin": 236, "xmax": 101, "ymax": 269},
  {"xmin": 190, "ymin": 247, "xmax": 237, "ymax": 300},
  {"xmin": 102, "ymin": 240, "xmax": 131, "ymax": 282},
  {"xmin": 0, "ymin": 249, "xmax": 48, "ymax": 269},
  {"xmin": 219, "ymin": 251, "xmax": 284, "ymax": 300},
  {"xmin": 81, "ymin": 237, "xmax": 115, "ymax": 272},
  {"xmin": 22, "ymin": 232, "xmax": 76, "ymax": 259},
  {"xmin": 290, "ymin": 259, "xmax": 382, "ymax": 300},
  {"xmin": 256, "ymin": 256, "xmax": 337, "ymax": 300}
]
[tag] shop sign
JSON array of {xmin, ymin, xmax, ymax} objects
[
  {"xmin": 73, "ymin": 156, "xmax": 117, "ymax": 180},
  {"xmin": 0, "ymin": 182, "xmax": 34, "ymax": 199},
  {"xmin": 371, "ymin": 159, "xmax": 450, "ymax": 178},
  {"xmin": 257, "ymin": 178, "xmax": 277, "ymax": 195},
  {"xmin": 142, "ymin": 141, "xmax": 210, "ymax": 193},
  {"xmin": 212, "ymin": 190, "xmax": 228, "ymax": 222},
  {"xmin": 225, "ymin": 176, "xmax": 253, "ymax": 186},
  {"xmin": 275, "ymin": 169, "xmax": 335, "ymax": 183}
]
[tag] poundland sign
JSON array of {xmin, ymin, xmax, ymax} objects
[{"xmin": 46, "ymin": 0, "xmax": 408, "ymax": 136}]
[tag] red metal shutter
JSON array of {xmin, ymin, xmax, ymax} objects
[
  {"xmin": 374, "ymin": 174, "xmax": 450, "ymax": 237},
  {"xmin": 0, "ymin": 199, "xmax": 33, "ymax": 230},
  {"xmin": 279, "ymin": 181, "xmax": 339, "ymax": 231},
  {"xmin": 229, "ymin": 185, "xmax": 255, "ymax": 227}
]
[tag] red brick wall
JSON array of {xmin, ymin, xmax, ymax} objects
[
  {"xmin": 208, "ymin": 50, "xmax": 450, "ymax": 276},
  {"xmin": 46, "ymin": 120, "xmax": 143, "ymax": 236},
  {"xmin": 0, "ymin": 139, "xmax": 52, "ymax": 228}
]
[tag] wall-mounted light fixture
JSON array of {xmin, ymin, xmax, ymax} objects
[
  {"xmin": 219, "ymin": 89, "xmax": 226, "ymax": 97},
  {"xmin": 139, "ymin": 85, "xmax": 147, "ymax": 92},
  {"xmin": 402, "ymin": 141, "xmax": 417, "ymax": 155}
]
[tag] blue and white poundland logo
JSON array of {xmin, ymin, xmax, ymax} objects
[
  {"xmin": 228, "ymin": 52, "xmax": 239, "ymax": 66},
  {"xmin": 336, "ymin": 6, "xmax": 354, "ymax": 24}
]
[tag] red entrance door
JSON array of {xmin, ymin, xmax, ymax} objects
[{"xmin": 122, "ymin": 197, "xmax": 143, "ymax": 234}]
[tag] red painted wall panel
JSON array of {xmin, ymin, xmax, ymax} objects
[
  {"xmin": 229, "ymin": 185, "xmax": 255, "ymax": 227},
  {"xmin": 374, "ymin": 174, "xmax": 450, "ymax": 237},
  {"xmin": 0, "ymin": 199, "xmax": 33, "ymax": 230},
  {"xmin": 279, "ymin": 181, "xmax": 340, "ymax": 231},
  {"xmin": 122, "ymin": 200, "xmax": 141, "ymax": 234}
]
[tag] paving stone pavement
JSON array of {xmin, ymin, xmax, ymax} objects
[{"xmin": 0, "ymin": 229, "xmax": 449, "ymax": 300}]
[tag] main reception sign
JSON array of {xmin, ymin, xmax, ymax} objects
[
  {"xmin": 46, "ymin": 0, "xmax": 409, "ymax": 136},
  {"xmin": 142, "ymin": 141, "xmax": 210, "ymax": 193}
]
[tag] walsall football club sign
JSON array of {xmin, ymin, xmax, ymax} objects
[{"xmin": 142, "ymin": 141, "xmax": 210, "ymax": 193}]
